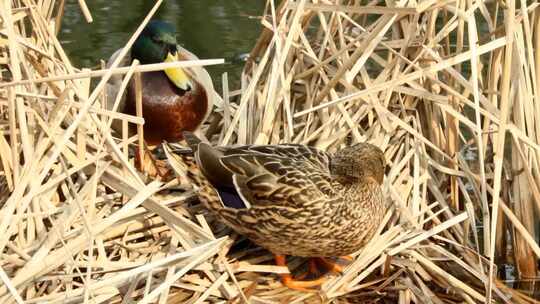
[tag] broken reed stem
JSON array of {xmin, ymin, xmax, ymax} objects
[
  {"xmin": 0, "ymin": 59, "xmax": 225, "ymax": 89},
  {"xmin": 133, "ymin": 68, "xmax": 144, "ymax": 167},
  {"xmin": 77, "ymin": 0, "xmax": 93, "ymax": 23},
  {"xmin": 487, "ymin": 0, "xmax": 516, "ymax": 301}
]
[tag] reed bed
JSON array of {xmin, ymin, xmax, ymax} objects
[{"xmin": 1, "ymin": 0, "xmax": 540, "ymax": 303}]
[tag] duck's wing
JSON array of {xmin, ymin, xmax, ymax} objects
[
  {"xmin": 195, "ymin": 140, "xmax": 337, "ymax": 210},
  {"xmin": 105, "ymin": 48, "xmax": 131, "ymax": 133},
  {"xmin": 177, "ymin": 45, "xmax": 221, "ymax": 122},
  {"xmin": 242, "ymin": 144, "xmax": 331, "ymax": 170},
  {"xmin": 106, "ymin": 47, "xmax": 131, "ymax": 87}
]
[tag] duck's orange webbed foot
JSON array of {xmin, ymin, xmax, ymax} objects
[
  {"xmin": 280, "ymin": 273, "xmax": 327, "ymax": 291},
  {"xmin": 316, "ymin": 256, "xmax": 353, "ymax": 274},
  {"xmin": 296, "ymin": 258, "xmax": 321, "ymax": 280},
  {"xmin": 274, "ymin": 255, "xmax": 327, "ymax": 291}
]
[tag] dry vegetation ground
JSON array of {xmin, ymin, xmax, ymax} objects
[{"xmin": 1, "ymin": 0, "xmax": 540, "ymax": 303}]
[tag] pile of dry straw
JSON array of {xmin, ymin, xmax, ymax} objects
[{"xmin": 1, "ymin": 0, "xmax": 540, "ymax": 303}]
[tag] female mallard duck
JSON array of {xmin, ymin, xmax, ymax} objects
[
  {"xmin": 107, "ymin": 20, "xmax": 215, "ymax": 173},
  {"xmin": 180, "ymin": 132, "xmax": 386, "ymax": 290}
]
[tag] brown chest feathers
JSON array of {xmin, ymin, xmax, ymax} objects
[{"xmin": 125, "ymin": 71, "xmax": 208, "ymax": 145}]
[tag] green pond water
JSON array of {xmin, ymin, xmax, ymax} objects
[{"xmin": 59, "ymin": 0, "xmax": 266, "ymax": 89}]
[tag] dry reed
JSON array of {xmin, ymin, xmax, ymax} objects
[{"xmin": 1, "ymin": 0, "xmax": 540, "ymax": 303}]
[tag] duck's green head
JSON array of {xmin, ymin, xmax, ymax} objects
[
  {"xmin": 132, "ymin": 20, "xmax": 177, "ymax": 64},
  {"xmin": 132, "ymin": 20, "xmax": 192, "ymax": 90}
]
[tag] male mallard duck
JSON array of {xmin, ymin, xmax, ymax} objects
[
  {"xmin": 180, "ymin": 132, "xmax": 386, "ymax": 290},
  {"xmin": 107, "ymin": 20, "xmax": 215, "ymax": 174}
]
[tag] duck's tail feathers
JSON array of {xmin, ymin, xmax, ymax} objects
[
  {"xmin": 173, "ymin": 134, "xmax": 238, "ymax": 213},
  {"xmin": 163, "ymin": 142, "xmax": 203, "ymax": 186},
  {"xmin": 164, "ymin": 145, "xmax": 233, "ymax": 215},
  {"xmin": 182, "ymin": 131, "xmax": 202, "ymax": 152}
]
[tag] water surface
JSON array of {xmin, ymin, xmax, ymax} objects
[{"xmin": 59, "ymin": 0, "xmax": 266, "ymax": 89}]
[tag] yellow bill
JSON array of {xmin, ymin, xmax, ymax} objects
[{"xmin": 164, "ymin": 52, "xmax": 193, "ymax": 90}]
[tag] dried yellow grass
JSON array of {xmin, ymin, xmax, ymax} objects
[{"xmin": 1, "ymin": 0, "xmax": 540, "ymax": 303}]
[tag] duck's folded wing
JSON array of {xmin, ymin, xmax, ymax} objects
[
  {"xmin": 177, "ymin": 45, "xmax": 222, "ymax": 114},
  {"xmin": 105, "ymin": 48, "xmax": 132, "ymax": 133},
  {"xmin": 202, "ymin": 145, "xmax": 337, "ymax": 209},
  {"xmin": 106, "ymin": 48, "xmax": 131, "ymax": 83},
  {"xmin": 241, "ymin": 144, "xmax": 331, "ymax": 171}
]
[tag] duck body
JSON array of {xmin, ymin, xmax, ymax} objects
[
  {"xmin": 124, "ymin": 71, "xmax": 208, "ymax": 145},
  {"xmin": 182, "ymin": 133, "xmax": 386, "ymax": 258},
  {"xmin": 214, "ymin": 165, "xmax": 384, "ymax": 257},
  {"xmin": 107, "ymin": 20, "xmax": 214, "ymax": 145}
]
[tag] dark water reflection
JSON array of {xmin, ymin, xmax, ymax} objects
[{"xmin": 59, "ymin": 0, "xmax": 265, "ymax": 89}]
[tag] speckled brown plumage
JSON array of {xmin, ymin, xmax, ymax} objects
[
  {"xmin": 124, "ymin": 71, "xmax": 208, "ymax": 146},
  {"xmin": 181, "ymin": 132, "xmax": 386, "ymax": 258}
]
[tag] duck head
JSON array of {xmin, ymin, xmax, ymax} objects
[
  {"xmin": 331, "ymin": 143, "xmax": 386, "ymax": 184},
  {"xmin": 131, "ymin": 20, "xmax": 193, "ymax": 90}
]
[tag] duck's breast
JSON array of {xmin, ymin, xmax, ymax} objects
[{"xmin": 125, "ymin": 71, "xmax": 208, "ymax": 145}]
